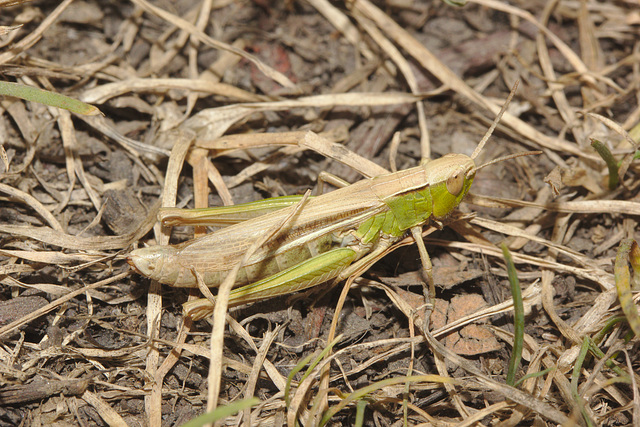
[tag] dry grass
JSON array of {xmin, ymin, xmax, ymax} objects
[{"xmin": 1, "ymin": 0, "xmax": 639, "ymax": 425}]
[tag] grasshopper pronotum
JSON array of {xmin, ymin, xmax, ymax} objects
[{"xmin": 128, "ymin": 84, "xmax": 539, "ymax": 319}]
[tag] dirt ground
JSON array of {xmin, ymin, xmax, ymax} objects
[{"xmin": 1, "ymin": 0, "xmax": 639, "ymax": 426}]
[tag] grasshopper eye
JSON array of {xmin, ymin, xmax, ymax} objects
[{"xmin": 446, "ymin": 172, "xmax": 464, "ymax": 196}]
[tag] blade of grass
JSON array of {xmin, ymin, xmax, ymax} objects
[
  {"xmin": 501, "ymin": 244, "xmax": 524, "ymax": 386},
  {"xmin": 285, "ymin": 334, "xmax": 342, "ymax": 407},
  {"xmin": 614, "ymin": 239, "xmax": 640, "ymax": 337},
  {"xmin": 570, "ymin": 338, "xmax": 596, "ymax": 427},
  {"xmin": 629, "ymin": 241, "xmax": 640, "ymax": 289},
  {"xmin": 179, "ymin": 397, "xmax": 259, "ymax": 427},
  {"xmin": 319, "ymin": 375, "xmax": 458, "ymax": 426},
  {"xmin": 514, "ymin": 367, "xmax": 554, "ymax": 388},
  {"xmin": 354, "ymin": 399, "xmax": 367, "ymax": 427},
  {"xmin": 0, "ymin": 81, "xmax": 100, "ymax": 116},
  {"xmin": 590, "ymin": 139, "xmax": 619, "ymax": 190}
]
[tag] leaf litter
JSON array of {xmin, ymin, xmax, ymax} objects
[{"xmin": 0, "ymin": 0, "xmax": 639, "ymax": 425}]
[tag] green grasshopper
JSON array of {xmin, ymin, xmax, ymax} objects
[{"xmin": 128, "ymin": 87, "xmax": 539, "ymax": 319}]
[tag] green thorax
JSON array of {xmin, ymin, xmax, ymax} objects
[{"xmin": 355, "ymin": 162, "xmax": 475, "ymax": 244}]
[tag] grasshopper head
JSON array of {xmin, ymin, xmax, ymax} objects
[
  {"xmin": 426, "ymin": 153, "xmax": 476, "ymax": 194},
  {"xmin": 419, "ymin": 82, "xmax": 540, "ymax": 219},
  {"xmin": 426, "ymin": 153, "xmax": 476, "ymax": 218},
  {"xmin": 128, "ymin": 246, "xmax": 180, "ymax": 285}
]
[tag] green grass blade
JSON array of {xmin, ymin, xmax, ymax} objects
[
  {"xmin": 571, "ymin": 338, "xmax": 596, "ymax": 427},
  {"xmin": 354, "ymin": 399, "xmax": 367, "ymax": 427},
  {"xmin": 614, "ymin": 239, "xmax": 640, "ymax": 336},
  {"xmin": 179, "ymin": 397, "xmax": 259, "ymax": 427},
  {"xmin": 442, "ymin": 0, "xmax": 467, "ymax": 5},
  {"xmin": 285, "ymin": 334, "xmax": 342, "ymax": 407},
  {"xmin": 0, "ymin": 81, "xmax": 100, "ymax": 116},
  {"xmin": 501, "ymin": 244, "xmax": 524, "ymax": 386},
  {"xmin": 590, "ymin": 138, "xmax": 619, "ymax": 190},
  {"xmin": 629, "ymin": 240, "xmax": 640, "ymax": 289},
  {"xmin": 319, "ymin": 375, "xmax": 458, "ymax": 426},
  {"xmin": 514, "ymin": 367, "xmax": 553, "ymax": 387}
]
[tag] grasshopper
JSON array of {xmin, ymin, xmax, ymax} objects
[{"xmin": 128, "ymin": 86, "xmax": 539, "ymax": 319}]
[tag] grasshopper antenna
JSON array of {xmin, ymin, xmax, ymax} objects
[
  {"xmin": 467, "ymin": 80, "xmax": 542, "ymax": 176},
  {"xmin": 470, "ymin": 80, "xmax": 520, "ymax": 160},
  {"xmin": 472, "ymin": 150, "xmax": 543, "ymax": 175}
]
